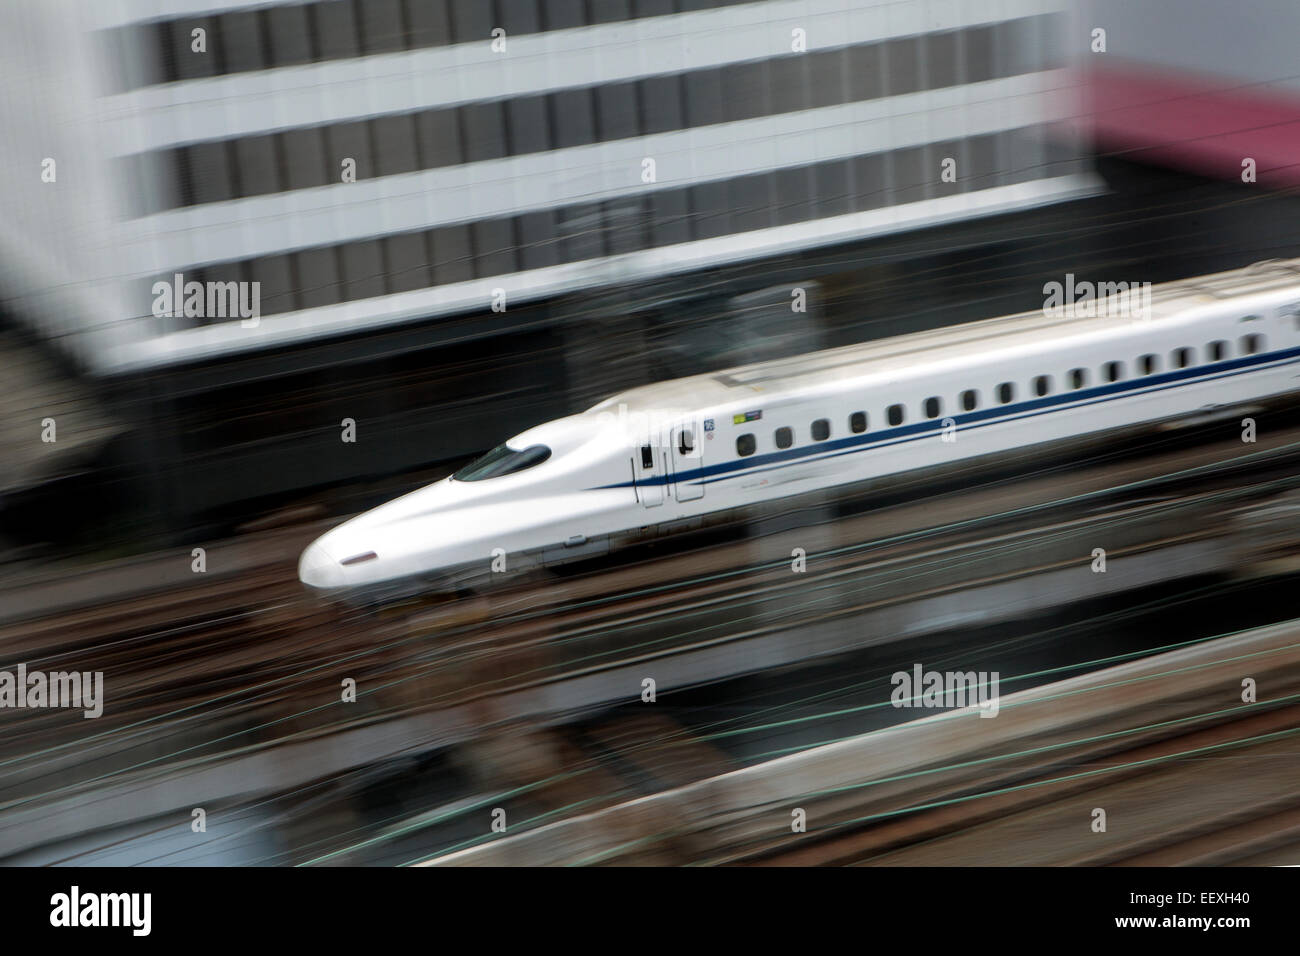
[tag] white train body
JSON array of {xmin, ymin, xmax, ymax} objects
[{"xmin": 299, "ymin": 261, "xmax": 1300, "ymax": 595}]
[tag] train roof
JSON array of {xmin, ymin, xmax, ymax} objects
[{"xmin": 591, "ymin": 258, "xmax": 1300, "ymax": 417}]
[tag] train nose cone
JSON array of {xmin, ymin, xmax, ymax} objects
[{"xmin": 298, "ymin": 540, "xmax": 345, "ymax": 589}]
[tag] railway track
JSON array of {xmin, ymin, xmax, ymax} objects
[
  {"xmin": 422, "ymin": 618, "xmax": 1300, "ymax": 866},
  {"xmin": 745, "ymin": 702, "xmax": 1300, "ymax": 867}
]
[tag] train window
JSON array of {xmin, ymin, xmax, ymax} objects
[
  {"xmin": 1241, "ymin": 333, "xmax": 1265, "ymax": 355},
  {"xmin": 454, "ymin": 443, "xmax": 552, "ymax": 481},
  {"xmin": 1068, "ymin": 368, "xmax": 1088, "ymax": 389},
  {"xmin": 922, "ymin": 397, "xmax": 941, "ymax": 418},
  {"xmin": 1138, "ymin": 353, "xmax": 1159, "ymax": 375},
  {"xmin": 1172, "ymin": 347, "xmax": 1194, "ymax": 368},
  {"xmin": 1103, "ymin": 361, "xmax": 1124, "ymax": 383},
  {"xmin": 887, "ymin": 404, "xmax": 905, "ymax": 426},
  {"xmin": 996, "ymin": 382, "xmax": 1014, "ymax": 404},
  {"xmin": 1207, "ymin": 340, "xmax": 1228, "ymax": 361},
  {"xmin": 640, "ymin": 445, "xmax": 654, "ymax": 469},
  {"xmin": 1033, "ymin": 375, "xmax": 1051, "ymax": 397},
  {"xmin": 678, "ymin": 429, "xmax": 695, "ymax": 455},
  {"xmin": 775, "ymin": 426, "xmax": 793, "ymax": 449},
  {"xmin": 736, "ymin": 433, "xmax": 756, "ymax": 457},
  {"xmin": 960, "ymin": 389, "xmax": 978, "ymax": 411},
  {"xmin": 850, "ymin": 411, "xmax": 868, "ymax": 433},
  {"xmin": 811, "ymin": 418, "xmax": 830, "ymax": 441}
]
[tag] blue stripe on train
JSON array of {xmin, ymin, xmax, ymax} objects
[{"xmin": 597, "ymin": 344, "xmax": 1300, "ymax": 491}]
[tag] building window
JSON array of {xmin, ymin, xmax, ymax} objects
[
  {"xmin": 850, "ymin": 411, "xmax": 868, "ymax": 433},
  {"xmin": 996, "ymin": 382, "xmax": 1014, "ymax": 404},
  {"xmin": 811, "ymin": 418, "xmax": 831, "ymax": 441},
  {"xmin": 775, "ymin": 426, "xmax": 793, "ymax": 449},
  {"xmin": 1033, "ymin": 375, "xmax": 1051, "ymax": 397},
  {"xmin": 736, "ymin": 433, "xmax": 756, "ymax": 457},
  {"xmin": 923, "ymin": 397, "xmax": 941, "ymax": 418},
  {"xmin": 887, "ymin": 404, "xmax": 905, "ymax": 426}
]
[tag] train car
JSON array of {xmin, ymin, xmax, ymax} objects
[{"xmin": 299, "ymin": 260, "xmax": 1300, "ymax": 598}]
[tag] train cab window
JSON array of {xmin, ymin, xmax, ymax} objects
[
  {"xmin": 850, "ymin": 411, "xmax": 868, "ymax": 433},
  {"xmin": 1138, "ymin": 353, "xmax": 1159, "ymax": 375},
  {"xmin": 1068, "ymin": 368, "xmax": 1088, "ymax": 390},
  {"xmin": 960, "ymin": 389, "xmax": 978, "ymax": 411},
  {"xmin": 453, "ymin": 443, "xmax": 552, "ymax": 481},
  {"xmin": 1033, "ymin": 375, "xmax": 1051, "ymax": 397},
  {"xmin": 811, "ymin": 418, "xmax": 830, "ymax": 441},
  {"xmin": 1207, "ymin": 340, "xmax": 1228, "ymax": 361},
  {"xmin": 996, "ymin": 382, "xmax": 1014, "ymax": 405},
  {"xmin": 923, "ymin": 397, "xmax": 941, "ymax": 419},
  {"xmin": 1172, "ymin": 347, "xmax": 1194, "ymax": 369},
  {"xmin": 1241, "ymin": 334, "xmax": 1265, "ymax": 355},
  {"xmin": 678, "ymin": 429, "xmax": 695, "ymax": 455},
  {"xmin": 736, "ymin": 433, "xmax": 756, "ymax": 457},
  {"xmin": 1103, "ymin": 361, "xmax": 1124, "ymax": 383},
  {"xmin": 774, "ymin": 426, "xmax": 793, "ymax": 449},
  {"xmin": 640, "ymin": 445, "xmax": 654, "ymax": 469},
  {"xmin": 887, "ymin": 404, "xmax": 905, "ymax": 426}
]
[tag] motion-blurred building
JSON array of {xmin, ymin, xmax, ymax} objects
[
  {"xmin": 0, "ymin": 0, "xmax": 1091, "ymax": 532},
  {"xmin": 1078, "ymin": 0, "xmax": 1300, "ymax": 189}
]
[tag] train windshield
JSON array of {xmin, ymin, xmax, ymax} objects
[{"xmin": 452, "ymin": 443, "xmax": 552, "ymax": 481}]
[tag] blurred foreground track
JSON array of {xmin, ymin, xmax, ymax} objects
[
  {"xmin": 424, "ymin": 620, "xmax": 1300, "ymax": 866},
  {"xmin": 4, "ymin": 420, "xmax": 1300, "ymax": 859}
]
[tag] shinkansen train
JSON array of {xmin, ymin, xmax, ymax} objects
[{"xmin": 299, "ymin": 260, "xmax": 1300, "ymax": 597}]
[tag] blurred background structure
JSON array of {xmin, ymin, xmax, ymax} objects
[
  {"xmin": 4, "ymin": 1, "xmax": 1300, "ymax": 548},
  {"xmin": 1, "ymin": 0, "xmax": 1096, "ymax": 543},
  {"xmin": 1080, "ymin": 0, "xmax": 1300, "ymax": 186}
]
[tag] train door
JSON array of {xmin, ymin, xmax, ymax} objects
[
  {"xmin": 633, "ymin": 434, "xmax": 663, "ymax": 508},
  {"xmin": 669, "ymin": 421, "xmax": 704, "ymax": 501}
]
